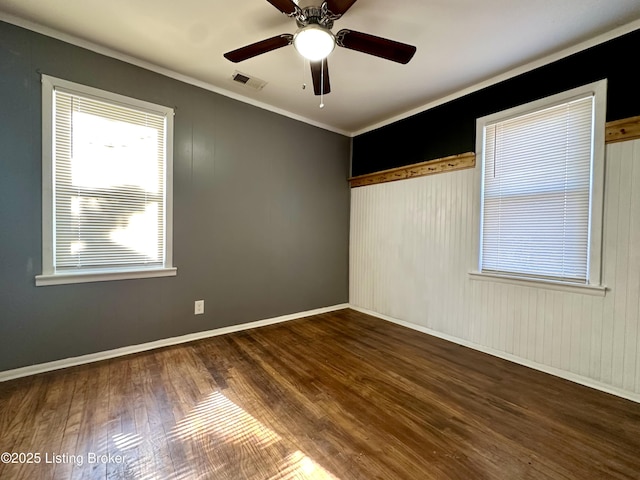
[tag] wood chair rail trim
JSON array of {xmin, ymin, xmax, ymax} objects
[
  {"xmin": 350, "ymin": 115, "xmax": 640, "ymax": 188},
  {"xmin": 349, "ymin": 152, "xmax": 476, "ymax": 188}
]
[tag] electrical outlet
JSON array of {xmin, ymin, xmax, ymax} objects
[{"xmin": 194, "ymin": 300, "xmax": 204, "ymax": 315}]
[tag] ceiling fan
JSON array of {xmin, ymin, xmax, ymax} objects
[{"xmin": 223, "ymin": 0, "xmax": 417, "ymax": 96}]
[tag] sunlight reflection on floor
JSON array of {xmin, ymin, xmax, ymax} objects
[
  {"xmin": 112, "ymin": 432, "xmax": 144, "ymax": 451},
  {"xmin": 166, "ymin": 390, "xmax": 340, "ymax": 479},
  {"xmin": 172, "ymin": 391, "xmax": 280, "ymax": 448},
  {"xmin": 267, "ymin": 451, "xmax": 341, "ymax": 480}
]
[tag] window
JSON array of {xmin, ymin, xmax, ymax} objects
[
  {"xmin": 36, "ymin": 75, "xmax": 176, "ymax": 286},
  {"xmin": 476, "ymin": 80, "xmax": 606, "ymax": 288}
]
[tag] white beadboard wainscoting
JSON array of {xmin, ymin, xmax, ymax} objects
[{"xmin": 350, "ymin": 138, "xmax": 640, "ymax": 400}]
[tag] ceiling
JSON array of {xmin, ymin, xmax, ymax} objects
[{"xmin": 1, "ymin": 0, "xmax": 639, "ymax": 135}]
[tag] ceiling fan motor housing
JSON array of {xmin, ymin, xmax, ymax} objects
[{"xmin": 295, "ymin": 5, "xmax": 337, "ymax": 30}]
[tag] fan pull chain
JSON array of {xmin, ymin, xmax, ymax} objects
[
  {"xmin": 301, "ymin": 57, "xmax": 307, "ymax": 90},
  {"xmin": 319, "ymin": 57, "xmax": 325, "ymax": 109}
]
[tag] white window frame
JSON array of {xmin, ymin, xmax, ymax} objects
[
  {"xmin": 36, "ymin": 75, "xmax": 176, "ymax": 286},
  {"xmin": 470, "ymin": 80, "xmax": 607, "ymax": 295}
]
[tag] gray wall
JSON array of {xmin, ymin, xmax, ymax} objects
[{"xmin": 0, "ymin": 21, "xmax": 351, "ymax": 372}]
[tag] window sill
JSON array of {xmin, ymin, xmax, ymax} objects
[
  {"xmin": 468, "ymin": 271, "xmax": 606, "ymax": 296},
  {"xmin": 35, "ymin": 267, "xmax": 177, "ymax": 286}
]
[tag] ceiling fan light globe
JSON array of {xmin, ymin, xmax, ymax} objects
[{"xmin": 293, "ymin": 25, "xmax": 335, "ymax": 61}]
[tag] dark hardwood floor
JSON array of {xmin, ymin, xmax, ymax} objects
[{"xmin": 1, "ymin": 308, "xmax": 639, "ymax": 479}]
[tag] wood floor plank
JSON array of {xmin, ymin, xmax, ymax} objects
[
  {"xmin": 20, "ymin": 369, "xmax": 77, "ymax": 480},
  {"xmin": 0, "ymin": 374, "xmax": 60, "ymax": 480},
  {"xmin": 53, "ymin": 367, "xmax": 89, "ymax": 479},
  {"xmin": 106, "ymin": 355, "xmax": 140, "ymax": 479},
  {"xmin": 68, "ymin": 360, "xmax": 110, "ymax": 480},
  {"xmin": 127, "ymin": 353, "xmax": 158, "ymax": 478},
  {"xmin": 0, "ymin": 375, "xmax": 38, "ymax": 478},
  {"xmin": 163, "ymin": 345, "xmax": 223, "ymax": 479},
  {"xmin": 137, "ymin": 348, "xmax": 182, "ymax": 479},
  {"xmin": 1, "ymin": 308, "xmax": 640, "ymax": 479}
]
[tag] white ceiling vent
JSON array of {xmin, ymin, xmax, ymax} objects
[{"xmin": 231, "ymin": 71, "xmax": 267, "ymax": 91}]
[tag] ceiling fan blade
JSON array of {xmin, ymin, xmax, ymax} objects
[
  {"xmin": 325, "ymin": 0, "xmax": 359, "ymax": 16},
  {"xmin": 310, "ymin": 59, "xmax": 331, "ymax": 95},
  {"xmin": 336, "ymin": 29, "xmax": 416, "ymax": 64},
  {"xmin": 265, "ymin": 0, "xmax": 299, "ymax": 15},
  {"xmin": 224, "ymin": 34, "xmax": 293, "ymax": 63}
]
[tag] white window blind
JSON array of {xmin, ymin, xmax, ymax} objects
[
  {"xmin": 480, "ymin": 94, "xmax": 595, "ymax": 283},
  {"xmin": 38, "ymin": 75, "xmax": 175, "ymax": 285}
]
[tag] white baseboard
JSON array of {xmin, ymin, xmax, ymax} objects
[
  {"xmin": 0, "ymin": 303, "xmax": 349, "ymax": 382},
  {"xmin": 350, "ymin": 305, "xmax": 640, "ymax": 405},
  {"xmin": 8, "ymin": 303, "xmax": 637, "ymax": 405}
]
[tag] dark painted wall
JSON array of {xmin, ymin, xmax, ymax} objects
[
  {"xmin": 0, "ymin": 21, "xmax": 351, "ymax": 371},
  {"xmin": 352, "ymin": 27, "xmax": 640, "ymax": 176}
]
